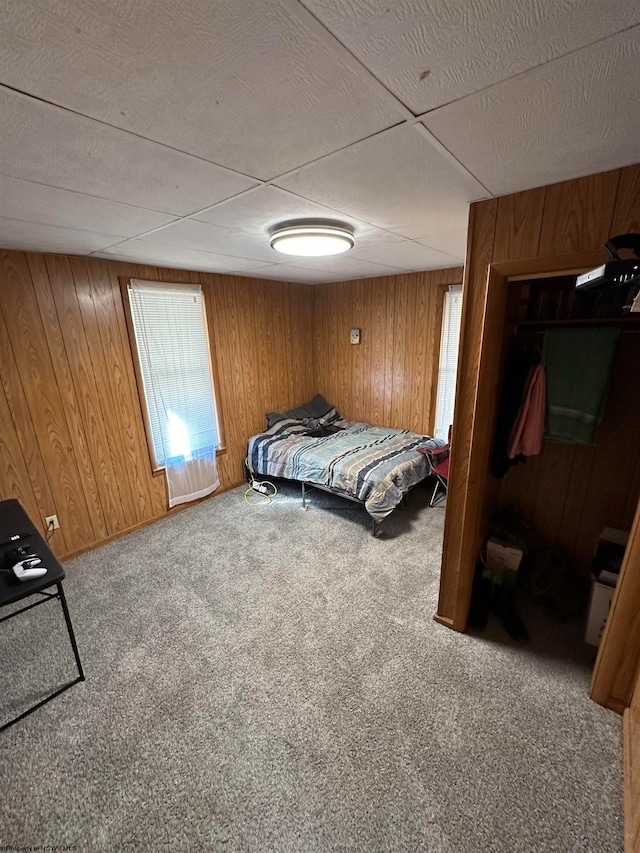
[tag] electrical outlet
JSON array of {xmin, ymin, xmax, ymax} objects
[{"xmin": 45, "ymin": 514, "xmax": 60, "ymax": 530}]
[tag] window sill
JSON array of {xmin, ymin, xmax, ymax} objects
[{"xmin": 151, "ymin": 445, "xmax": 227, "ymax": 476}]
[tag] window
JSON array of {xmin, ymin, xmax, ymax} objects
[
  {"xmin": 127, "ymin": 280, "xmax": 220, "ymax": 470},
  {"xmin": 434, "ymin": 284, "xmax": 463, "ymax": 440}
]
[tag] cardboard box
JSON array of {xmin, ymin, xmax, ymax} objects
[{"xmin": 485, "ymin": 537, "xmax": 523, "ymax": 588}]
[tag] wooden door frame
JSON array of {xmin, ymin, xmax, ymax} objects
[
  {"xmin": 433, "ymin": 248, "xmax": 640, "ymax": 712},
  {"xmin": 590, "ymin": 500, "xmax": 640, "ymax": 713}
]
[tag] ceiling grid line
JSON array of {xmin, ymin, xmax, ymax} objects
[
  {"xmin": 413, "ymin": 20, "xmax": 640, "ymax": 121},
  {"xmin": 0, "ymin": 82, "xmax": 269, "ymax": 184},
  {"xmin": 295, "ymin": 0, "xmax": 419, "ymax": 119}
]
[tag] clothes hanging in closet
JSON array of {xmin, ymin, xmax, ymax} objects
[
  {"xmin": 543, "ymin": 327, "xmax": 620, "ymax": 445},
  {"xmin": 491, "ymin": 338, "xmax": 541, "ymax": 477},
  {"xmin": 507, "ymin": 363, "xmax": 546, "ymax": 459}
]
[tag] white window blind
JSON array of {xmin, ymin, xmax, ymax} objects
[
  {"xmin": 434, "ymin": 284, "xmax": 463, "ymax": 440},
  {"xmin": 128, "ymin": 280, "xmax": 219, "ymax": 468}
]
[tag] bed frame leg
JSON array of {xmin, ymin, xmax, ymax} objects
[{"xmin": 301, "ymin": 481, "xmax": 308, "ymax": 510}]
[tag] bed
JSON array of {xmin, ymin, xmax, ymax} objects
[{"xmin": 246, "ymin": 395, "xmax": 446, "ymax": 534}]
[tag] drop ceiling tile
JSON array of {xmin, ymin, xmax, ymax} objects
[
  {"xmin": 97, "ymin": 239, "xmax": 271, "ymax": 273},
  {"xmin": 0, "ymin": 0, "xmax": 407, "ymax": 179},
  {"xmin": 193, "ymin": 186, "xmax": 344, "ymax": 232},
  {"xmin": 280, "ymin": 254, "xmax": 399, "ymax": 278},
  {"xmin": 422, "ymin": 27, "xmax": 640, "ymax": 196},
  {"xmin": 136, "ymin": 219, "xmax": 280, "ymax": 264},
  {"xmin": 414, "ymin": 227, "xmax": 468, "ymax": 259},
  {"xmin": 0, "ymin": 88, "xmax": 258, "ymax": 216},
  {"xmin": 193, "ymin": 186, "xmax": 392, "ymax": 239},
  {"xmin": 141, "ymin": 220, "xmax": 402, "ymax": 276},
  {"xmin": 348, "ymin": 239, "xmax": 462, "ymax": 271},
  {"xmin": 0, "ymin": 175, "xmax": 177, "ymax": 237},
  {"xmin": 192, "ymin": 186, "xmax": 408, "ymax": 252},
  {"xmin": 0, "ymin": 217, "xmax": 122, "ymax": 254},
  {"xmin": 302, "ymin": 0, "xmax": 640, "ymax": 114},
  {"xmin": 276, "ymin": 124, "xmax": 485, "ymax": 240},
  {"xmin": 245, "ymin": 265, "xmax": 334, "ymax": 283}
]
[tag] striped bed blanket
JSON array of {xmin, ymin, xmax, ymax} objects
[{"xmin": 248, "ymin": 418, "xmax": 444, "ymax": 521}]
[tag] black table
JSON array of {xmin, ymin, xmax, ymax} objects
[{"xmin": 0, "ymin": 499, "xmax": 85, "ymax": 732}]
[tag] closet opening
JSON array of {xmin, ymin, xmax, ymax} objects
[{"xmin": 467, "ymin": 265, "xmax": 640, "ymax": 665}]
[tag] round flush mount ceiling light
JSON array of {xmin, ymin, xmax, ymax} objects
[{"xmin": 269, "ymin": 222, "xmax": 355, "ymax": 257}]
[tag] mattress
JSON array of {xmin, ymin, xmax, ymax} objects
[{"xmin": 248, "ymin": 418, "xmax": 443, "ymax": 521}]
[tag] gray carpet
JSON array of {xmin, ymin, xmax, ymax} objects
[{"xmin": 0, "ymin": 482, "xmax": 623, "ymax": 852}]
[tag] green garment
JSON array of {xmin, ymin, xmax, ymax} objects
[{"xmin": 543, "ymin": 327, "xmax": 619, "ymax": 445}]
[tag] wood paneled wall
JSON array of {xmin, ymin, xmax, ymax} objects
[
  {"xmin": 0, "ymin": 249, "xmax": 458, "ymax": 560},
  {"xmin": 0, "ymin": 251, "xmax": 314, "ymax": 558},
  {"xmin": 437, "ymin": 162, "xmax": 640, "ymax": 629},
  {"xmin": 312, "ymin": 267, "xmax": 463, "ymax": 434}
]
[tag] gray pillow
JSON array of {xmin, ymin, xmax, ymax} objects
[
  {"xmin": 286, "ymin": 394, "xmax": 334, "ymax": 421},
  {"xmin": 266, "ymin": 396, "xmax": 342, "ymax": 431},
  {"xmin": 265, "ymin": 411, "xmax": 289, "ymax": 429},
  {"xmin": 265, "ymin": 417, "xmax": 310, "ymax": 435}
]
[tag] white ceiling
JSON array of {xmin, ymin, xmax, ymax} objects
[{"xmin": 0, "ymin": 0, "xmax": 638, "ymax": 284}]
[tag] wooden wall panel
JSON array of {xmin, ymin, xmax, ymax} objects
[
  {"xmin": 0, "ymin": 301, "xmax": 66, "ymax": 551},
  {"xmin": 493, "ymin": 187, "xmax": 546, "ymax": 262},
  {"xmin": 390, "ymin": 275, "xmax": 410, "ymax": 427},
  {"xmin": 209, "ymin": 277, "xmax": 251, "ymax": 461},
  {"xmin": 352, "ymin": 280, "xmax": 367, "ymax": 419},
  {"xmin": 28, "ymin": 254, "xmax": 107, "ymax": 543},
  {"xmin": 288, "ymin": 284, "xmax": 316, "ymax": 412},
  {"xmin": 45, "ymin": 254, "xmax": 127, "ymax": 537},
  {"xmin": 0, "ymin": 376, "xmax": 41, "ymax": 527},
  {"xmin": 538, "ymin": 171, "xmax": 620, "ymax": 256},
  {"xmin": 248, "ymin": 279, "xmax": 270, "ymax": 426},
  {"xmin": 312, "ymin": 268, "xmax": 463, "ymax": 433},
  {"xmin": 0, "ymin": 251, "xmax": 95, "ymax": 553},
  {"xmin": 202, "ymin": 272, "xmax": 315, "ymax": 486},
  {"xmin": 438, "ymin": 162, "xmax": 640, "ymax": 630},
  {"xmin": 410, "ymin": 275, "xmax": 432, "ymax": 430},
  {"xmin": 500, "ymin": 450, "xmax": 545, "ymax": 521},
  {"xmin": 525, "ymin": 444, "xmax": 577, "ymax": 556},
  {"xmin": 0, "ymin": 252, "xmax": 314, "ymax": 558},
  {"xmin": 85, "ymin": 258, "xmax": 156, "ymax": 526},
  {"xmin": 610, "ymin": 164, "xmax": 640, "ymax": 235}
]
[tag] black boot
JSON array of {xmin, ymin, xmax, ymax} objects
[
  {"xmin": 492, "ymin": 585, "xmax": 529, "ymax": 642},
  {"xmin": 468, "ymin": 562, "xmax": 492, "ymax": 629}
]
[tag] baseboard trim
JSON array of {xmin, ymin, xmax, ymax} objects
[
  {"xmin": 433, "ymin": 612, "xmax": 458, "ymax": 630},
  {"xmin": 59, "ymin": 480, "xmax": 244, "ymax": 562}
]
